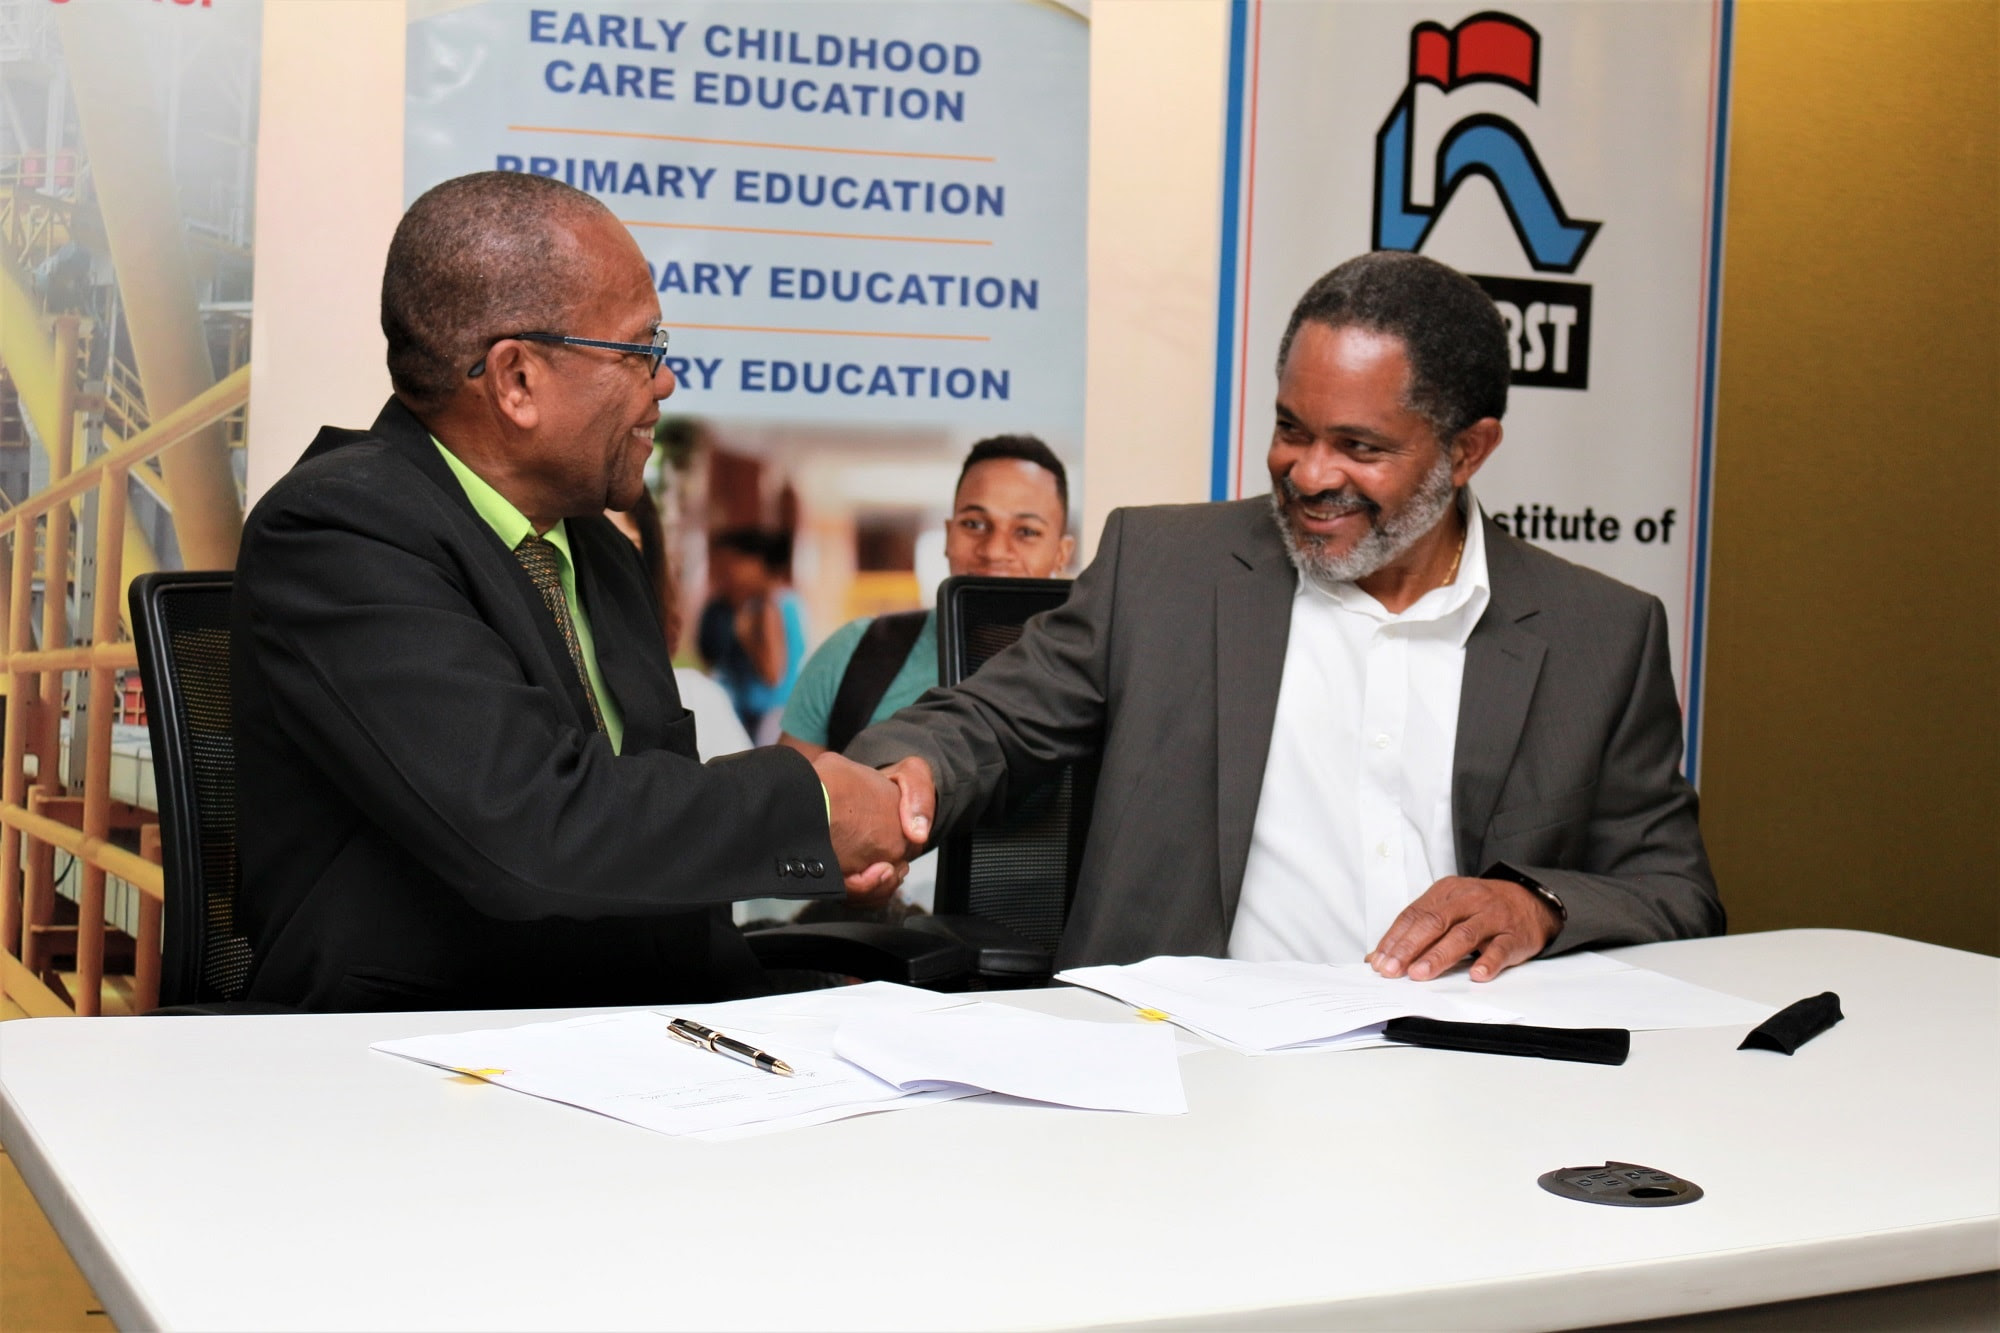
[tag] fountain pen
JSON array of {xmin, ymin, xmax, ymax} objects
[{"xmin": 665, "ymin": 1017, "xmax": 794, "ymax": 1076}]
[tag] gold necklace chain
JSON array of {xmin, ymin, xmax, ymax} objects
[{"xmin": 1442, "ymin": 518, "xmax": 1468, "ymax": 587}]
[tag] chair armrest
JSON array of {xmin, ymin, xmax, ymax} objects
[
  {"xmin": 906, "ymin": 915, "xmax": 1055, "ymax": 986},
  {"xmin": 744, "ymin": 922, "xmax": 973, "ymax": 989}
]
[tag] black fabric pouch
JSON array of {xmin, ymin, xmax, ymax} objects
[
  {"xmin": 1383, "ymin": 1016, "xmax": 1630, "ymax": 1066},
  {"xmin": 1737, "ymin": 991, "xmax": 1842, "ymax": 1054}
]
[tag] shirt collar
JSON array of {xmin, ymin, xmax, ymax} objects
[
  {"xmin": 432, "ymin": 436, "xmax": 571, "ymax": 562},
  {"xmin": 1303, "ymin": 488, "xmax": 1491, "ymax": 643}
]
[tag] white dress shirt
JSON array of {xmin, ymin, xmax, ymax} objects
[{"xmin": 1227, "ymin": 496, "xmax": 1492, "ymax": 964}]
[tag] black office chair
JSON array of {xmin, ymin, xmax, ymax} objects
[
  {"xmin": 920, "ymin": 576, "xmax": 1091, "ymax": 984},
  {"xmin": 128, "ymin": 571, "xmax": 287, "ymax": 1012}
]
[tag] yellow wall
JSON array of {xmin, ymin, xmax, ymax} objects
[{"xmin": 1700, "ymin": 0, "xmax": 1999, "ymax": 954}]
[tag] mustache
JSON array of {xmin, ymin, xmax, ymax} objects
[{"xmin": 1277, "ymin": 474, "xmax": 1378, "ymax": 518}]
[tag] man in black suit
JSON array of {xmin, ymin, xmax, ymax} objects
[
  {"xmin": 851, "ymin": 253, "xmax": 1722, "ymax": 982},
  {"xmin": 233, "ymin": 171, "xmax": 908, "ymax": 1011}
]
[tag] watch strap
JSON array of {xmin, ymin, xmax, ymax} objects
[{"xmin": 1481, "ymin": 860, "xmax": 1568, "ymax": 923}]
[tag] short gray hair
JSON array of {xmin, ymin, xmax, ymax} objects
[{"xmin": 381, "ymin": 171, "xmax": 612, "ymax": 411}]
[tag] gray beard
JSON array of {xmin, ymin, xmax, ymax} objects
[{"xmin": 1270, "ymin": 451, "xmax": 1458, "ymax": 593}]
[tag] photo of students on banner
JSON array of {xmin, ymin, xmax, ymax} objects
[{"xmin": 611, "ymin": 412, "xmax": 1076, "ymax": 920}]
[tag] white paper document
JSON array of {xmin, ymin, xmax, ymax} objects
[
  {"xmin": 1057, "ymin": 956, "xmax": 1517, "ymax": 1053},
  {"xmin": 668, "ymin": 978, "xmax": 970, "ymax": 1035},
  {"xmin": 372, "ymin": 1005, "xmax": 960, "ymax": 1140},
  {"xmin": 1056, "ymin": 954, "xmax": 1774, "ymax": 1054},
  {"xmin": 835, "ymin": 1002, "xmax": 1186, "ymax": 1114},
  {"xmin": 372, "ymin": 983, "xmax": 1187, "ymax": 1139},
  {"xmin": 1402, "ymin": 953, "xmax": 1777, "ymax": 1031}
]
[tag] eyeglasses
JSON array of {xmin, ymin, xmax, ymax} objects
[{"xmin": 467, "ymin": 325, "xmax": 671, "ymax": 379}]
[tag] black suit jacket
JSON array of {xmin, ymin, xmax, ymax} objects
[
  {"xmin": 847, "ymin": 498, "xmax": 1723, "ymax": 965},
  {"xmin": 233, "ymin": 399, "xmax": 839, "ymax": 1011}
]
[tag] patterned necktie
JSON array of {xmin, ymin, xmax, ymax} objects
[{"xmin": 514, "ymin": 534, "xmax": 607, "ymax": 735}]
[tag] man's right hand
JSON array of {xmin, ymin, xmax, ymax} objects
[{"xmin": 812, "ymin": 751, "xmax": 912, "ymax": 902}]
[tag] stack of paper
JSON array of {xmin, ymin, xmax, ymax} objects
[
  {"xmin": 835, "ymin": 1000, "xmax": 1184, "ymax": 1114},
  {"xmin": 1055, "ymin": 954, "xmax": 1775, "ymax": 1054},
  {"xmin": 1055, "ymin": 957, "xmax": 1513, "ymax": 1053},
  {"xmin": 372, "ymin": 983, "xmax": 1184, "ymax": 1140},
  {"xmin": 1392, "ymin": 950, "xmax": 1779, "ymax": 1031}
]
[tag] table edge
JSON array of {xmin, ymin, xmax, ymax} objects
[
  {"xmin": 1081, "ymin": 1217, "xmax": 2000, "ymax": 1332},
  {"xmin": 2, "ymin": 1081, "xmax": 161, "ymax": 1332}
]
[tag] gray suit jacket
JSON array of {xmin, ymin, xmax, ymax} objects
[{"xmin": 847, "ymin": 498, "xmax": 1722, "ymax": 966}]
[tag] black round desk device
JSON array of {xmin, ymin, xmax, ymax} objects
[{"xmin": 1539, "ymin": 1161, "xmax": 1703, "ymax": 1207}]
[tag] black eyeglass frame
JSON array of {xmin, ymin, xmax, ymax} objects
[{"xmin": 467, "ymin": 327, "xmax": 671, "ymax": 379}]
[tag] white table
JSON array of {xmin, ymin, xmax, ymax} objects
[{"xmin": 3, "ymin": 929, "xmax": 1995, "ymax": 1331}]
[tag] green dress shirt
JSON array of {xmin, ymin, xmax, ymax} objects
[{"xmin": 433, "ymin": 439, "xmax": 625, "ymax": 753}]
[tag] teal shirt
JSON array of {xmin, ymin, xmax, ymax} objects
[
  {"xmin": 432, "ymin": 439, "xmax": 625, "ymax": 753},
  {"xmin": 781, "ymin": 611, "xmax": 938, "ymax": 746}
]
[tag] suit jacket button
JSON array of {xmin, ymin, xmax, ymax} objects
[
  {"xmin": 790, "ymin": 860, "xmax": 809, "ymax": 878},
  {"xmin": 775, "ymin": 857, "xmax": 789, "ymax": 876},
  {"xmin": 807, "ymin": 859, "xmax": 826, "ymax": 878}
]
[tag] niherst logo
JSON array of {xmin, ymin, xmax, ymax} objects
[{"xmin": 1372, "ymin": 11, "xmax": 1596, "ymax": 390}]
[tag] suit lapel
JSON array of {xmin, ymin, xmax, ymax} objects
[
  {"xmin": 1215, "ymin": 505, "xmax": 1297, "ymax": 925},
  {"xmin": 369, "ymin": 399, "xmax": 602, "ymax": 736},
  {"xmin": 1452, "ymin": 519, "xmax": 1547, "ymax": 876},
  {"xmin": 570, "ymin": 518, "xmax": 679, "ymax": 753}
]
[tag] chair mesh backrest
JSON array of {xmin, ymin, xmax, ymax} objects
[
  {"xmin": 963, "ymin": 620, "xmax": 1030, "ymax": 677},
  {"xmin": 133, "ymin": 574, "xmax": 249, "ymax": 1003},
  {"xmin": 963, "ymin": 768, "xmax": 1075, "ymax": 951},
  {"xmin": 935, "ymin": 578, "xmax": 1087, "ymax": 952}
]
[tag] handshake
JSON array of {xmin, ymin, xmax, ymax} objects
[{"xmin": 811, "ymin": 752, "xmax": 938, "ymax": 903}]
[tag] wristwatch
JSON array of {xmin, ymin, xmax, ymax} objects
[{"xmin": 1481, "ymin": 861, "xmax": 1567, "ymax": 925}]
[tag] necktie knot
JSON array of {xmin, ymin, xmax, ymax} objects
[{"xmin": 515, "ymin": 534, "xmax": 564, "ymax": 593}]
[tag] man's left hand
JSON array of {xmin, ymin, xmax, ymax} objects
[{"xmin": 1367, "ymin": 876, "xmax": 1561, "ymax": 982}]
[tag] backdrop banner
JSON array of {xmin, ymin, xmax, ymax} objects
[
  {"xmin": 1210, "ymin": 0, "xmax": 1732, "ymax": 777},
  {"xmin": 405, "ymin": 0, "xmax": 1087, "ymax": 766},
  {"xmin": 408, "ymin": 0, "xmax": 1085, "ymax": 431}
]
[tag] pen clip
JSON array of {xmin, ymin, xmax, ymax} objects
[{"xmin": 666, "ymin": 1018, "xmax": 715, "ymax": 1051}]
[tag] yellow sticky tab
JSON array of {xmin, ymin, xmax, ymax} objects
[
  {"xmin": 1135, "ymin": 1008, "xmax": 1171, "ymax": 1022},
  {"xmin": 451, "ymin": 1067, "xmax": 508, "ymax": 1080}
]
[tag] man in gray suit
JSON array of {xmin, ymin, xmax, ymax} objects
[{"xmin": 854, "ymin": 252, "xmax": 1722, "ymax": 983}]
